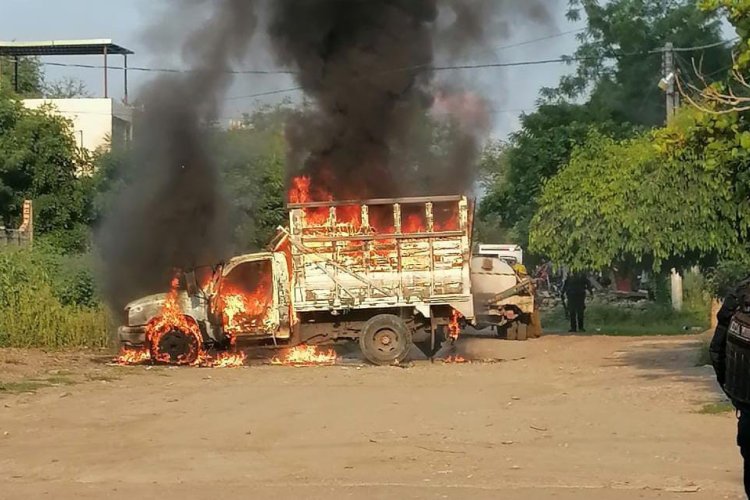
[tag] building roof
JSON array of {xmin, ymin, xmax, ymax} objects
[{"xmin": 0, "ymin": 39, "xmax": 134, "ymax": 57}]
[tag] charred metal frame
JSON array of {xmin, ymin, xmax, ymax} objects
[
  {"xmin": 286, "ymin": 194, "xmax": 463, "ymax": 209},
  {"xmin": 287, "ymin": 196, "xmax": 475, "ymax": 320}
]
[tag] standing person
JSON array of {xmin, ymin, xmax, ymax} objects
[
  {"xmin": 709, "ymin": 277, "xmax": 750, "ymax": 498},
  {"xmin": 562, "ymin": 271, "xmax": 593, "ymax": 332}
]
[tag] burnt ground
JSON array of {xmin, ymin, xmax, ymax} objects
[{"xmin": 0, "ymin": 333, "xmax": 744, "ymax": 499}]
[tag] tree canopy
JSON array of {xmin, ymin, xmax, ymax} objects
[
  {"xmin": 529, "ymin": 106, "xmax": 750, "ymax": 271},
  {"xmin": 0, "ymin": 57, "xmax": 44, "ymax": 97},
  {"xmin": 549, "ymin": 0, "xmax": 729, "ymax": 127},
  {"xmin": 0, "ymin": 89, "xmax": 93, "ymax": 250},
  {"xmin": 478, "ymin": 0, "xmax": 735, "ymax": 259}
]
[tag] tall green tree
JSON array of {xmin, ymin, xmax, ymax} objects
[
  {"xmin": 477, "ymin": 102, "xmax": 630, "ymax": 251},
  {"xmin": 0, "ymin": 90, "xmax": 92, "ymax": 250},
  {"xmin": 215, "ymin": 105, "xmax": 290, "ymax": 251},
  {"xmin": 529, "ymin": 106, "xmax": 750, "ymax": 271},
  {"xmin": 0, "ymin": 56, "xmax": 44, "ymax": 96},
  {"xmin": 548, "ymin": 0, "xmax": 730, "ymax": 127}
]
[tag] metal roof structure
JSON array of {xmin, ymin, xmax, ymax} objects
[
  {"xmin": 0, "ymin": 39, "xmax": 134, "ymax": 101},
  {"xmin": 0, "ymin": 39, "xmax": 133, "ymax": 57}
]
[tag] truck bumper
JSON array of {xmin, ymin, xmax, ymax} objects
[{"xmin": 118, "ymin": 326, "xmax": 146, "ymax": 346}]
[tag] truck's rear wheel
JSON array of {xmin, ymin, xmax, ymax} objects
[
  {"xmin": 150, "ymin": 328, "xmax": 200, "ymax": 365},
  {"xmin": 359, "ymin": 315, "xmax": 412, "ymax": 365}
]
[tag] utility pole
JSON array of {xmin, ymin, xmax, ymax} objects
[
  {"xmin": 663, "ymin": 42, "xmax": 680, "ymax": 124},
  {"xmin": 663, "ymin": 41, "xmax": 683, "ymax": 311}
]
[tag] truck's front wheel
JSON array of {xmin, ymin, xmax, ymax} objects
[
  {"xmin": 359, "ymin": 315, "xmax": 412, "ymax": 365},
  {"xmin": 149, "ymin": 328, "xmax": 201, "ymax": 365}
]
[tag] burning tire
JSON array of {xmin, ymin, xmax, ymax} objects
[
  {"xmin": 359, "ymin": 314, "xmax": 412, "ymax": 365},
  {"xmin": 149, "ymin": 328, "xmax": 201, "ymax": 365}
]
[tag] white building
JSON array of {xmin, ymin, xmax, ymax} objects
[
  {"xmin": 1, "ymin": 39, "xmax": 135, "ymax": 160},
  {"xmin": 23, "ymin": 98, "xmax": 133, "ymax": 152}
]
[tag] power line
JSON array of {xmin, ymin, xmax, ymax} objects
[
  {"xmin": 490, "ymin": 28, "xmax": 586, "ymax": 53},
  {"xmin": 225, "ymin": 86, "xmax": 302, "ymax": 101},
  {"xmin": 669, "ymin": 37, "xmax": 739, "ymax": 53},
  {"xmin": 35, "ymin": 36, "xmax": 736, "ymax": 75},
  {"xmin": 41, "ymin": 61, "xmax": 295, "ymax": 75}
]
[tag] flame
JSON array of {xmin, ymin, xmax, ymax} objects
[
  {"xmin": 287, "ymin": 175, "xmax": 460, "ymax": 236},
  {"xmin": 115, "ymin": 275, "xmax": 247, "ymax": 368},
  {"xmin": 448, "ymin": 309, "xmax": 462, "ymax": 341},
  {"xmin": 114, "ymin": 347, "xmax": 151, "ymax": 365},
  {"xmin": 443, "ymin": 355, "xmax": 467, "ymax": 363},
  {"xmin": 205, "ymin": 350, "xmax": 247, "ymax": 368},
  {"xmin": 215, "ymin": 280, "xmax": 272, "ymax": 335},
  {"xmin": 145, "ymin": 276, "xmax": 203, "ymax": 365},
  {"xmin": 270, "ymin": 344, "xmax": 338, "ymax": 366}
]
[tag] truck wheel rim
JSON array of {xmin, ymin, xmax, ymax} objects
[{"xmin": 373, "ymin": 328, "xmax": 398, "ymax": 354}]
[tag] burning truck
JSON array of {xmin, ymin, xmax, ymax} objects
[{"xmin": 117, "ymin": 192, "xmax": 537, "ymax": 365}]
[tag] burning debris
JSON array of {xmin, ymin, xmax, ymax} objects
[
  {"xmin": 443, "ymin": 355, "xmax": 468, "ymax": 364},
  {"xmin": 114, "ymin": 347, "xmax": 151, "ymax": 366},
  {"xmin": 115, "ymin": 274, "xmax": 247, "ymax": 368},
  {"xmin": 448, "ymin": 309, "xmax": 463, "ymax": 341},
  {"xmin": 270, "ymin": 345, "xmax": 338, "ymax": 366}
]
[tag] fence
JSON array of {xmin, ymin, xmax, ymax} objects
[
  {"xmin": 0, "ymin": 228, "xmax": 32, "ymax": 247},
  {"xmin": 1, "ymin": 200, "xmax": 33, "ymax": 247}
]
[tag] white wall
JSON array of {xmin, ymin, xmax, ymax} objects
[{"xmin": 22, "ymin": 98, "xmax": 132, "ymax": 152}]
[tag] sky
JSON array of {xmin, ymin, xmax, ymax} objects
[{"xmin": 0, "ymin": 0, "xmax": 584, "ymax": 140}]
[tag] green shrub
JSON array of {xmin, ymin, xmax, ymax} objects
[
  {"xmin": 705, "ymin": 260, "xmax": 750, "ymax": 298},
  {"xmin": 0, "ymin": 247, "xmax": 110, "ymax": 348},
  {"xmin": 541, "ymin": 300, "xmax": 709, "ymax": 335}
]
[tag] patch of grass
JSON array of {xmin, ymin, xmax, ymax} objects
[
  {"xmin": 541, "ymin": 302, "xmax": 709, "ymax": 336},
  {"xmin": 39, "ymin": 375, "xmax": 77, "ymax": 386},
  {"xmin": 85, "ymin": 372, "xmax": 120, "ymax": 382},
  {"xmin": 0, "ymin": 247, "xmax": 112, "ymax": 350},
  {"xmin": 0, "ymin": 380, "xmax": 52, "ymax": 394},
  {"xmin": 698, "ymin": 401, "xmax": 735, "ymax": 414},
  {"xmin": 696, "ymin": 339, "xmax": 712, "ymax": 367}
]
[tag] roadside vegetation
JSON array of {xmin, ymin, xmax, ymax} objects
[{"xmin": 3, "ymin": 0, "xmax": 750, "ymax": 349}]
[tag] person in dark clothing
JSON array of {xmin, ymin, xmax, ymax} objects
[
  {"xmin": 709, "ymin": 277, "xmax": 750, "ymax": 498},
  {"xmin": 562, "ymin": 272, "xmax": 593, "ymax": 332}
]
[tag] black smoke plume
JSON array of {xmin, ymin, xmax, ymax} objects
[
  {"xmin": 267, "ymin": 0, "xmax": 554, "ymax": 200},
  {"xmin": 98, "ymin": 0, "xmax": 258, "ymax": 311}
]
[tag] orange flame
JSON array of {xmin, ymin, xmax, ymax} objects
[
  {"xmin": 203, "ymin": 350, "xmax": 247, "ymax": 368},
  {"xmin": 443, "ymin": 355, "xmax": 467, "ymax": 363},
  {"xmin": 114, "ymin": 347, "xmax": 151, "ymax": 365},
  {"xmin": 216, "ymin": 283, "xmax": 271, "ymax": 335},
  {"xmin": 270, "ymin": 344, "xmax": 338, "ymax": 366},
  {"xmin": 448, "ymin": 309, "xmax": 462, "ymax": 341},
  {"xmin": 115, "ymin": 275, "xmax": 247, "ymax": 368},
  {"xmin": 145, "ymin": 276, "xmax": 203, "ymax": 365}
]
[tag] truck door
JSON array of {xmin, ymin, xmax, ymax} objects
[
  {"xmin": 214, "ymin": 256, "xmax": 280, "ymax": 338},
  {"xmin": 272, "ymin": 252, "xmax": 292, "ymax": 339}
]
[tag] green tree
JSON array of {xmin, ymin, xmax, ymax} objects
[
  {"xmin": 43, "ymin": 76, "xmax": 91, "ymax": 99},
  {"xmin": 529, "ymin": 106, "xmax": 750, "ymax": 272},
  {"xmin": 0, "ymin": 56, "xmax": 44, "ymax": 96},
  {"xmin": 477, "ymin": 103, "xmax": 630, "ymax": 251},
  {"xmin": 215, "ymin": 105, "xmax": 290, "ymax": 251},
  {"xmin": 549, "ymin": 0, "xmax": 730, "ymax": 127},
  {"xmin": 0, "ymin": 90, "xmax": 92, "ymax": 251}
]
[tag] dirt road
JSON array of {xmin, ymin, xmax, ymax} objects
[{"xmin": 0, "ymin": 334, "xmax": 744, "ymax": 499}]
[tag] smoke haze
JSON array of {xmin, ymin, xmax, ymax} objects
[
  {"xmin": 267, "ymin": 0, "xmax": 555, "ymax": 200},
  {"xmin": 99, "ymin": 0, "xmax": 555, "ymax": 309},
  {"xmin": 99, "ymin": 0, "xmax": 259, "ymax": 311}
]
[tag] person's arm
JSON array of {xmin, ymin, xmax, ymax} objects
[{"xmin": 710, "ymin": 290, "xmax": 740, "ymax": 388}]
